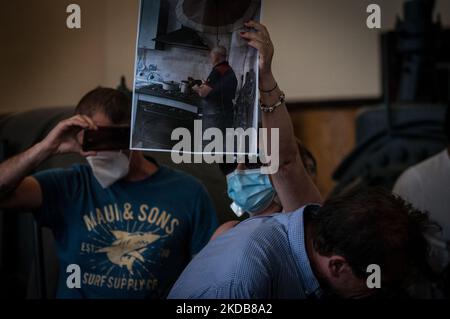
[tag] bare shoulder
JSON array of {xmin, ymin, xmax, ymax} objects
[{"xmin": 210, "ymin": 220, "xmax": 240, "ymax": 241}]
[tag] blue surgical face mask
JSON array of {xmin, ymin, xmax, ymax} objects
[{"xmin": 226, "ymin": 168, "xmax": 276, "ymax": 216}]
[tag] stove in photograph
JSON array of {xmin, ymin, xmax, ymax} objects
[
  {"xmin": 132, "ymin": 84, "xmax": 202, "ymax": 150},
  {"xmin": 137, "ymin": 84, "xmax": 201, "ymax": 110}
]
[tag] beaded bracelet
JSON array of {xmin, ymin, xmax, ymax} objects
[
  {"xmin": 259, "ymin": 82, "xmax": 278, "ymax": 94},
  {"xmin": 260, "ymin": 92, "xmax": 285, "ymax": 113}
]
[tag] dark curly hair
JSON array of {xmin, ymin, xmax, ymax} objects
[{"xmin": 309, "ymin": 186, "xmax": 437, "ymax": 291}]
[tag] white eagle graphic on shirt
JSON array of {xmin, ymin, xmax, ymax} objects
[{"xmin": 97, "ymin": 231, "xmax": 161, "ymax": 275}]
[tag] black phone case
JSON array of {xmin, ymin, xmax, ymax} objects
[{"xmin": 82, "ymin": 127, "xmax": 131, "ymax": 152}]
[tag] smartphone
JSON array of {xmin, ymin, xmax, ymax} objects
[{"xmin": 82, "ymin": 126, "xmax": 131, "ymax": 152}]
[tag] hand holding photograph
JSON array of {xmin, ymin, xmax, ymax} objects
[{"xmin": 130, "ymin": 0, "xmax": 262, "ymax": 155}]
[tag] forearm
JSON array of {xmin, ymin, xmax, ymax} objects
[
  {"xmin": 0, "ymin": 142, "xmax": 52, "ymax": 200},
  {"xmin": 196, "ymin": 84, "xmax": 213, "ymax": 98},
  {"xmin": 240, "ymin": 20, "xmax": 322, "ymax": 210},
  {"xmin": 260, "ymin": 73, "xmax": 323, "ymax": 209},
  {"xmin": 260, "ymin": 73, "xmax": 298, "ymax": 166}
]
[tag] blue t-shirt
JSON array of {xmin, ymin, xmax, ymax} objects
[
  {"xmin": 168, "ymin": 205, "xmax": 322, "ymax": 299},
  {"xmin": 33, "ymin": 164, "xmax": 218, "ymax": 299}
]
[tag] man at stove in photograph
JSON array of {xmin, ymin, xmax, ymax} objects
[{"xmin": 192, "ymin": 45, "xmax": 238, "ymax": 135}]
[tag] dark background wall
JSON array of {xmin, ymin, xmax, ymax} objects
[{"xmin": 1, "ymin": 0, "xmax": 450, "ymax": 195}]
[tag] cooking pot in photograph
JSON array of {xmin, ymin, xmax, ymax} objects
[
  {"xmin": 180, "ymin": 81, "xmax": 191, "ymax": 94},
  {"xmin": 162, "ymin": 81, "xmax": 180, "ymax": 91}
]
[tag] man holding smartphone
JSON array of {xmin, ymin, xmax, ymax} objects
[{"xmin": 0, "ymin": 88, "xmax": 218, "ymax": 298}]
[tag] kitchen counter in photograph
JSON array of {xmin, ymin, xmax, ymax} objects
[
  {"xmin": 136, "ymin": 84, "xmax": 202, "ymax": 112},
  {"xmin": 132, "ymin": 84, "xmax": 202, "ymax": 150}
]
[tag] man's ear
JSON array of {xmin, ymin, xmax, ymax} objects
[{"xmin": 328, "ymin": 256, "xmax": 348, "ymax": 278}]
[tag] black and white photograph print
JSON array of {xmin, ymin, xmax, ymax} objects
[{"xmin": 130, "ymin": 0, "xmax": 262, "ymax": 154}]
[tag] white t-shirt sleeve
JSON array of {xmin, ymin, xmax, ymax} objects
[{"xmin": 393, "ymin": 167, "xmax": 425, "ymax": 211}]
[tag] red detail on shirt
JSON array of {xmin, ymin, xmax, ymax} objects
[{"xmin": 215, "ymin": 62, "xmax": 231, "ymax": 76}]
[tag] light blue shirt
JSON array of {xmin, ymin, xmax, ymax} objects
[{"xmin": 168, "ymin": 205, "xmax": 322, "ymax": 299}]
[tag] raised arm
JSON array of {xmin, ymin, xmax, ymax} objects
[
  {"xmin": 0, "ymin": 115, "xmax": 97, "ymax": 210},
  {"xmin": 241, "ymin": 21, "xmax": 323, "ymax": 211}
]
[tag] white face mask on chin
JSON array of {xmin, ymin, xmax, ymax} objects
[{"xmin": 86, "ymin": 151, "xmax": 130, "ymax": 188}]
